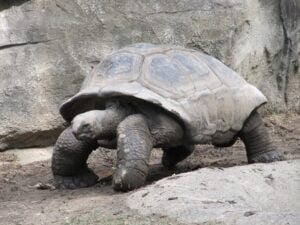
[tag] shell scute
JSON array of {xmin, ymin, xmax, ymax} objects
[{"xmin": 96, "ymin": 52, "xmax": 142, "ymax": 82}]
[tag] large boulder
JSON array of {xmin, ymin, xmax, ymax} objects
[
  {"xmin": 0, "ymin": 0, "xmax": 299, "ymax": 150},
  {"xmin": 128, "ymin": 160, "xmax": 300, "ymax": 225}
]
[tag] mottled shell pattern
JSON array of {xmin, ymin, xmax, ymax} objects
[{"xmin": 60, "ymin": 43, "xmax": 267, "ymax": 145}]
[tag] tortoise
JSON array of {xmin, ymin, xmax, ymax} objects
[{"xmin": 52, "ymin": 43, "xmax": 284, "ymax": 192}]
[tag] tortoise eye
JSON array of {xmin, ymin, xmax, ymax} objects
[{"xmin": 81, "ymin": 123, "xmax": 90, "ymax": 129}]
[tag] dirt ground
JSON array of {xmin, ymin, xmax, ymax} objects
[{"xmin": 0, "ymin": 113, "xmax": 299, "ymax": 225}]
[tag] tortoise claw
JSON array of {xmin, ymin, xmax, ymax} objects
[
  {"xmin": 248, "ymin": 149, "xmax": 286, "ymax": 163},
  {"xmin": 112, "ymin": 168, "xmax": 146, "ymax": 192}
]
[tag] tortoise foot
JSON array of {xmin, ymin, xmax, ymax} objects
[
  {"xmin": 112, "ymin": 168, "xmax": 146, "ymax": 192},
  {"xmin": 54, "ymin": 168, "xmax": 99, "ymax": 189},
  {"xmin": 248, "ymin": 149, "xmax": 286, "ymax": 163}
]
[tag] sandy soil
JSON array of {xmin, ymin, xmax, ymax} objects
[{"xmin": 0, "ymin": 113, "xmax": 299, "ymax": 225}]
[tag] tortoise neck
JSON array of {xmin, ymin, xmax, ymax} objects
[{"xmin": 99, "ymin": 100, "xmax": 135, "ymax": 138}]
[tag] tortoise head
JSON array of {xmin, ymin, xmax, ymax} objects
[{"xmin": 71, "ymin": 110, "xmax": 103, "ymax": 141}]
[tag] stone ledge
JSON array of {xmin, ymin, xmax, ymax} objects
[{"xmin": 128, "ymin": 160, "xmax": 300, "ymax": 225}]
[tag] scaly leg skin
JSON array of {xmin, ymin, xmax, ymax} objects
[
  {"xmin": 112, "ymin": 114, "xmax": 153, "ymax": 192},
  {"xmin": 52, "ymin": 127, "xmax": 99, "ymax": 189},
  {"xmin": 162, "ymin": 145, "xmax": 194, "ymax": 168},
  {"xmin": 239, "ymin": 111, "xmax": 285, "ymax": 163}
]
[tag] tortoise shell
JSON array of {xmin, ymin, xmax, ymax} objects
[{"xmin": 60, "ymin": 43, "xmax": 267, "ymax": 145}]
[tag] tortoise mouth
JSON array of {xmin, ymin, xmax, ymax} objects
[{"xmin": 73, "ymin": 132, "xmax": 96, "ymax": 141}]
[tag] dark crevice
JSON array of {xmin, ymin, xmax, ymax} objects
[
  {"xmin": 144, "ymin": 9, "xmax": 198, "ymax": 17},
  {"xmin": 0, "ymin": 0, "xmax": 29, "ymax": 11},
  {"xmin": 278, "ymin": 0, "xmax": 297, "ymax": 105},
  {"xmin": 0, "ymin": 40, "xmax": 52, "ymax": 51},
  {"xmin": 278, "ymin": 1, "xmax": 289, "ymax": 105},
  {"xmin": 55, "ymin": 2, "xmax": 71, "ymax": 15}
]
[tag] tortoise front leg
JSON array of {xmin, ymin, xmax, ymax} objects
[
  {"xmin": 239, "ymin": 111, "xmax": 285, "ymax": 163},
  {"xmin": 52, "ymin": 127, "xmax": 99, "ymax": 189},
  {"xmin": 112, "ymin": 114, "xmax": 153, "ymax": 192}
]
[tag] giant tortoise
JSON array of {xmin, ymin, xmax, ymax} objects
[{"xmin": 52, "ymin": 43, "xmax": 284, "ymax": 192}]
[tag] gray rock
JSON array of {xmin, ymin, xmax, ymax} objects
[
  {"xmin": 3, "ymin": 147, "xmax": 53, "ymax": 165},
  {"xmin": 128, "ymin": 160, "xmax": 300, "ymax": 225},
  {"xmin": 0, "ymin": 0, "xmax": 299, "ymax": 150}
]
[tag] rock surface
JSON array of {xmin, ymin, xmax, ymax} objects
[
  {"xmin": 128, "ymin": 160, "xmax": 300, "ymax": 225},
  {"xmin": 3, "ymin": 147, "xmax": 52, "ymax": 165},
  {"xmin": 0, "ymin": 0, "xmax": 299, "ymax": 150}
]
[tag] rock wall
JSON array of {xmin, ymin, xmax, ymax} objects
[{"xmin": 0, "ymin": 0, "xmax": 299, "ymax": 151}]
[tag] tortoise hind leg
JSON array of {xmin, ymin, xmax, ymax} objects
[
  {"xmin": 162, "ymin": 145, "xmax": 194, "ymax": 168},
  {"xmin": 52, "ymin": 127, "xmax": 99, "ymax": 189},
  {"xmin": 239, "ymin": 111, "xmax": 285, "ymax": 163}
]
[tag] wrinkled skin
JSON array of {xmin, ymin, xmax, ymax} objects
[{"xmin": 52, "ymin": 101, "xmax": 285, "ymax": 192}]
